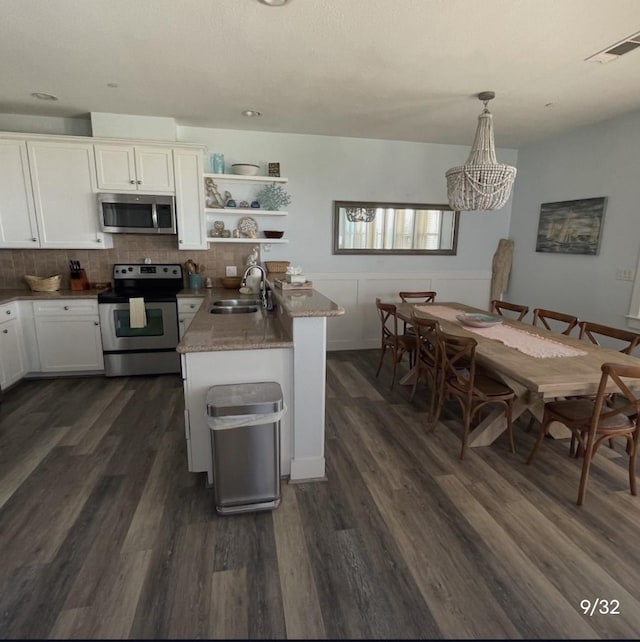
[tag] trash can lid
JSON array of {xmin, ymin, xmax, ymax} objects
[{"xmin": 206, "ymin": 381, "xmax": 283, "ymax": 417}]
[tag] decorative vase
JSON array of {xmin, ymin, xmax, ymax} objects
[{"xmin": 213, "ymin": 153, "xmax": 225, "ymax": 174}]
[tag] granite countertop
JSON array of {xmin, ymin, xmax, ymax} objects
[
  {"xmin": 177, "ymin": 288, "xmax": 293, "ymax": 354},
  {"xmin": 0, "ymin": 288, "xmax": 107, "ymax": 304},
  {"xmin": 267, "ymin": 274, "xmax": 344, "ymax": 318}
]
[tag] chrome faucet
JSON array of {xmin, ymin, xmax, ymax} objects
[{"xmin": 241, "ymin": 265, "xmax": 268, "ymax": 308}]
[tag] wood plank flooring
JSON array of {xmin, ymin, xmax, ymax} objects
[{"xmin": 1, "ymin": 351, "xmax": 639, "ymax": 639}]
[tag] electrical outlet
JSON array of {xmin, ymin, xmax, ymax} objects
[
  {"xmin": 225, "ymin": 266, "xmax": 237, "ymax": 277},
  {"xmin": 615, "ymin": 268, "xmax": 635, "ymax": 281}
]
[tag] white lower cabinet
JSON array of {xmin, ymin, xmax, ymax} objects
[
  {"xmin": 0, "ymin": 302, "xmax": 26, "ymax": 388},
  {"xmin": 178, "ymin": 297, "xmax": 204, "ymax": 338},
  {"xmin": 33, "ymin": 300, "xmax": 104, "ymax": 372}
]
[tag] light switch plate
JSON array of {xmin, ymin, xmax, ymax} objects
[{"xmin": 225, "ymin": 266, "xmax": 237, "ymax": 277}]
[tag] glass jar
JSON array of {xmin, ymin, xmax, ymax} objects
[{"xmin": 213, "ymin": 153, "xmax": 225, "ymax": 174}]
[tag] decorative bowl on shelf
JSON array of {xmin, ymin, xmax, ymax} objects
[
  {"xmin": 263, "ymin": 230, "xmax": 284, "ymax": 239},
  {"xmin": 456, "ymin": 313, "xmax": 503, "ymax": 328},
  {"xmin": 232, "ymin": 163, "xmax": 260, "ymax": 176}
]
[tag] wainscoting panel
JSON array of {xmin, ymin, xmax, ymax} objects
[{"xmin": 312, "ymin": 271, "xmax": 491, "ymax": 351}]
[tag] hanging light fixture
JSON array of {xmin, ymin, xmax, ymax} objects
[
  {"xmin": 345, "ymin": 206, "xmax": 376, "ymax": 223},
  {"xmin": 445, "ymin": 91, "xmax": 516, "ymax": 211}
]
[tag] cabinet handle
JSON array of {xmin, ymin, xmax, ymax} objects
[
  {"xmin": 31, "ymin": 238, "xmax": 37, "ymax": 242},
  {"xmin": 94, "ymin": 321, "xmax": 99, "ymax": 326},
  {"xmin": 96, "ymin": 238, "xmax": 102, "ymax": 243},
  {"xmin": 137, "ymin": 180, "xmax": 142, "ymax": 184},
  {"xmin": 190, "ymin": 304, "xmax": 195, "ymax": 309},
  {"xmin": 179, "ymin": 240, "xmax": 183, "ymax": 244},
  {"xmin": 130, "ymin": 180, "xmax": 136, "ymax": 184},
  {"xmin": 180, "ymin": 319, "xmax": 184, "ymax": 324},
  {"xmin": 5, "ymin": 310, "xmax": 11, "ymax": 315},
  {"xmin": 2, "ymin": 329, "xmax": 7, "ymax": 334},
  {"xmin": 64, "ymin": 306, "xmax": 70, "ymax": 310}
]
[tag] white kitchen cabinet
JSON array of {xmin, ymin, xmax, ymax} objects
[
  {"xmin": 178, "ymin": 297, "xmax": 204, "ymax": 338},
  {"xmin": 27, "ymin": 140, "xmax": 113, "ymax": 249},
  {"xmin": 174, "ymin": 149, "xmax": 208, "ymax": 250},
  {"xmin": 95, "ymin": 144, "xmax": 174, "ymax": 193},
  {"xmin": 203, "ymin": 172, "xmax": 289, "ymax": 244},
  {"xmin": 33, "ymin": 299, "xmax": 104, "ymax": 372},
  {"xmin": 0, "ymin": 302, "xmax": 26, "ymax": 388},
  {"xmin": 0, "ymin": 139, "xmax": 40, "ymax": 248}
]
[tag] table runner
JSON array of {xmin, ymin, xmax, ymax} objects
[{"xmin": 415, "ymin": 305, "xmax": 587, "ymax": 358}]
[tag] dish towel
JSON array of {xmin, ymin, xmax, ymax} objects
[{"xmin": 129, "ymin": 297, "xmax": 147, "ymax": 329}]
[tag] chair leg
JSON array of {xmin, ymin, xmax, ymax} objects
[
  {"xmin": 629, "ymin": 441, "xmax": 637, "ymax": 496},
  {"xmin": 390, "ymin": 350, "xmax": 398, "ymax": 389},
  {"xmin": 460, "ymin": 405, "xmax": 472, "ymax": 460},
  {"xmin": 577, "ymin": 440, "xmax": 596, "ymax": 506},
  {"xmin": 375, "ymin": 345, "xmax": 387, "ymax": 378},
  {"xmin": 430, "ymin": 379, "xmax": 445, "ymax": 432},
  {"xmin": 506, "ymin": 402, "xmax": 515, "ymax": 454},
  {"xmin": 409, "ymin": 367, "xmax": 420, "ymax": 403},
  {"xmin": 526, "ymin": 417, "xmax": 549, "ymax": 464}
]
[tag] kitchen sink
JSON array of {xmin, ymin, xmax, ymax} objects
[
  {"xmin": 212, "ymin": 299, "xmax": 261, "ymax": 307},
  {"xmin": 210, "ymin": 305, "xmax": 259, "ymax": 314}
]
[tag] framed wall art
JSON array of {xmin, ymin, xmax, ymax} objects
[{"xmin": 535, "ymin": 197, "xmax": 607, "ymax": 255}]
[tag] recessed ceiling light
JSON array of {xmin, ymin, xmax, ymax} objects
[
  {"xmin": 258, "ymin": 0, "xmax": 290, "ymax": 5},
  {"xmin": 31, "ymin": 92, "xmax": 58, "ymax": 101},
  {"xmin": 241, "ymin": 109, "xmax": 262, "ymax": 117}
]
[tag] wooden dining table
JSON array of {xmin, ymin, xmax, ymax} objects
[{"xmin": 397, "ymin": 301, "xmax": 640, "ymax": 448}]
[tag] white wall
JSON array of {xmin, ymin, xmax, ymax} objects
[
  {"xmin": 507, "ymin": 109, "xmax": 640, "ymax": 329},
  {"xmin": 177, "ymin": 126, "xmax": 516, "ymax": 275},
  {"xmin": 0, "ymin": 113, "xmax": 91, "ymax": 136}
]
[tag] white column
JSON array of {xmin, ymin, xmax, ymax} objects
[{"xmin": 290, "ymin": 316, "xmax": 327, "ymax": 481}]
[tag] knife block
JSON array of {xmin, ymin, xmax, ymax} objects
[{"xmin": 70, "ymin": 269, "xmax": 89, "ymax": 291}]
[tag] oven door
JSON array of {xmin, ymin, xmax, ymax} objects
[{"xmin": 99, "ymin": 301, "xmax": 178, "ymax": 352}]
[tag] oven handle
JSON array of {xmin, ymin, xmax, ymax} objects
[{"xmin": 151, "ymin": 203, "xmax": 159, "ymax": 229}]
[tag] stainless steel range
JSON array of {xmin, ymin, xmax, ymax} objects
[{"xmin": 98, "ymin": 263, "xmax": 183, "ymax": 377}]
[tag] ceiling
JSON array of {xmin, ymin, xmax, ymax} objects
[{"xmin": 2, "ymin": 0, "xmax": 640, "ymax": 148}]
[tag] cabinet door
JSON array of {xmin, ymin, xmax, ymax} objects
[
  {"xmin": 0, "ymin": 320, "xmax": 26, "ymax": 388},
  {"xmin": 94, "ymin": 144, "xmax": 137, "ymax": 191},
  {"xmin": 0, "ymin": 139, "xmax": 40, "ymax": 248},
  {"xmin": 178, "ymin": 313, "xmax": 196, "ymax": 338},
  {"xmin": 134, "ymin": 147, "xmax": 174, "ymax": 193},
  {"xmin": 35, "ymin": 316, "xmax": 104, "ymax": 372},
  {"xmin": 174, "ymin": 149, "xmax": 207, "ymax": 250},
  {"xmin": 27, "ymin": 141, "xmax": 113, "ymax": 249}
]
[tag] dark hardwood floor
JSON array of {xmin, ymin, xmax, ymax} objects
[{"xmin": 1, "ymin": 350, "xmax": 639, "ymax": 639}]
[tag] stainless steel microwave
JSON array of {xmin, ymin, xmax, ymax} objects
[{"xmin": 98, "ymin": 193, "xmax": 177, "ymax": 234}]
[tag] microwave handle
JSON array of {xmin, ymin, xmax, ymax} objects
[{"xmin": 151, "ymin": 204, "xmax": 159, "ymax": 229}]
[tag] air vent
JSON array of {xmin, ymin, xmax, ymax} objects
[{"xmin": 586, "ymin": 31, "xmax": 640, "ymax": 64}]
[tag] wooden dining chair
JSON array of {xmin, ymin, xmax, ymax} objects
[
  {"xmin": 399, "ymin": 291, "xmax": 437, "ymax": 304},
  {"xmin": 432, "ymin": 328, "xmax": 516, "ymax": 460},
  {"xmin": 490, "ymin": 299, "xmax": 529, "ymax": 322},
  {"xmin": 375, "ymin": 298, "xmax": 418, "ymax": 389},
  {"xmin": 578, "ymin": 321, "xmax": 640, "ymax": 355},
  {"xmin": 399, "ymin": 291, "xmax": 437, "ymax": 334},
  {"xmin": 526, "ymin": 362, "xmax": 640, "ymax": 506},
  {"xmin": 532, "ymin": 308, "xmax": 579, "ymax": 336},
  {"xmin": 409, "ymin": 313, "xmax": 440, "ymax": 419}
]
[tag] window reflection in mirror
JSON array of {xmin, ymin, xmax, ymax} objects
[{"xmin": 333, "ymin": 201, "xmax": 459, "ymax": 255}]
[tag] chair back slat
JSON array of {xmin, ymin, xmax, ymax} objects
[
  {"xmin": 532, "ymin": 308, "xmax": 579, "ymax": 336},
  {"xmin": 399, "ymin": 291, "xmax": 437, "ymax": 304},
  {"xmin": 491, "ymin": 300, "xmax": 529, "ymax": 321},
  {"xmin": 579, "ymin": 321, "xmax": 640, "ymax": 355}
]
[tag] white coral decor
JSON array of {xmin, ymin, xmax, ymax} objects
[{"xmin": 256, "ymin": 182, "xmax": 292, "ymax": 211}]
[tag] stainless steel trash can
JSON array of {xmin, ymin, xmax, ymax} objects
[{"xmin": 206, "ymin": 381, "xmax": 284, "ymax": 515}]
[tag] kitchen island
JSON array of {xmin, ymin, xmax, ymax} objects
[{"xmin": 177, "ymin": 282, "xmax": 344, "ymax": 484}]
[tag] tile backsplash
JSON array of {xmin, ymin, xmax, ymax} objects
[{"xmin": 0, "ymin": 235, "xmax": 259, "ymax": 290}]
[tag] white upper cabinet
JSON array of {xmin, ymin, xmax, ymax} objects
[
  {"xmin": 95, "ymin": 144, "xmax": 174, "ymax": 193},
  {"xmin": 27, "ymin": 140, "xmax": 113, "ymax": 249},
  {"xmin": 0, "ymin": 139, "xmax": 40, "ymax": 248},
  {"xmin": 174, "ymin": 148, "xmax": 207, "ymax": 250}
]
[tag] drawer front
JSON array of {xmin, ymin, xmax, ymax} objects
[
  {"xmin": 33, "ymin": 299, "xmax": 99, "ymax": 316},
  {"xmin": 178, "ymin": 297, "xmax": 203, "ymax": 314},
  {"xmin": 0, "ymin": 301, "xmax": 18, "ymax": 324}
]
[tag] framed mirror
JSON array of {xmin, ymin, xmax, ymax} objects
[{"xmin": 333, "ymin": 201, "xmax": 459, "ymax": 255}]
